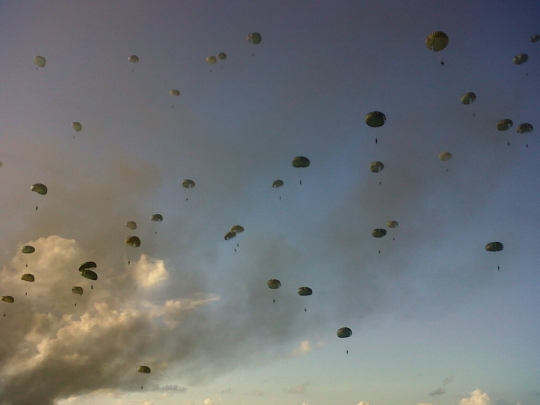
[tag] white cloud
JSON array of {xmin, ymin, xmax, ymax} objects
[
  {"xmin": 130, "ymin": 254, "xmax": 168, "ymax": 288},
  {"xmin": 287, "ymin": 340, "xmax": 312, "ymax": 358},
  {"xmin": 357, "ymin": 401, "xmax": 370, "ymax": 405},
  {"xmin": 460, "ymin": 390, "xmax": 493, "ymax": 405}
]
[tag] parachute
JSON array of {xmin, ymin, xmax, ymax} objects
[
  {"xmin": 297, "ymin": 287, "xmax": 312, "ymax": 296},
  {"xmin": 125, "ymin": 236, "xmax": 141, "ymax": 247},
  {"xmin": 1, "ymin": 296, "xmax": 14, "ymax": 304},
  {"xmin": 151, "ymin": 214, "xmax": 163, "ymax": 222},
  {"xmin": 81, "ymin": 270, "xmax": 97, "ymax": 280},
  {"xmin": 386, "ymin": 221, "xmax": 398, "ymax": 228},
  {"xmin": 21, "ymin": 274, "xmax": 35, "ymax": 282},
  {"xmin": 513, "ymin": 54, "xmax": 528, "ymax": 65},
  {"xmin": 365, "ymin": 111, "xmax": 386, "ymax": 127},
  {"xmin": 230, "ymin": 225, "xmax": 244, "ymax": 233},
  {"xmin": 217, "ymin": 52, "xmax": 227, "ymax": 60},
  {"xmin": 126, "ymin": 221, "xmax": 137, "ymax": 230},
  {"xmin": 182, "ymin": 179, "xmax": 196, "ymax": 188},
  {"xmin": 170, "ymin": 89, "xmax": 180, "ymax": 96},
  {"xmin": 461, "ymin": 92, "xmax": 476, "ymax": 105},
  {"xmin": 426, "ymin": 31, "xmax": 449, "ymax": 52},
  {"xmin": 247, "ymin": 32, "xmax": 262, "ymax": 44},
  {"xmin": 485, "ymin": 242, "xmax": 503, "ymax": 252},
  {"xmin": 372, "ymin": 229, "xmax": 387, "ymax": 238},
  {"xmin": 224, "ymin": 231, "xmax": 236, "ymax": 241},
  {"xmin": 72, "ymin": 122, "xmax": 82, "ymax": 132},
  {"xmin": 267, "ymin": 279, "xmax": 281, "ymax": 289},
  {"xmin": 78, "ymin": 262, "xmax": 97, "ymax": 272},
  {"xmin": 33, "ymin": 56, "xmax": 46, "ymax": 68},
  {"xmin": 516, "ymin": 123, "xmax": 533, "ymax": 134},
  {"xmin": 496, "ymin": 119, "xmax": 513, "ymax": 131},
  {"xmin": 369, "ymin": 161, "xmax": 384, "ymax": 173},
  {"xmin": 439, "ymin": 152, "xmax": 452, "ymax": 161},
  {"xmin": 72, "ymin": 286, "xmax": 83, "ymax": 295},
  {"xmin": 532, "ymin": 34, "xmax": 540, "ymax": 43},
  {"xmin": 21, "ymin": 245, "xmax": 35, "ymax": 254},
  {"xmin": 128, "ymin": 55, "xmax": 139, "ymax": 63},
  {"xmin": 138, "ymin": 366, "xmax": 151, "ymax": 373},
  {"xmin": 206, "ymin": 56, "xmax": 217, "ymax": 65},
  {"xmin": 272, "ymin": 180, "xmax": 284, "ymax": 188},
  {"xmin": 31, "ymin": 183, "xmax": 48, "ymax": 195},
  {"xmin": 292, "ymin": 156, "xmax": 310, "ymax": 168},
  {"xmin": 337, "ymin": 327, "xmax": 352, "ymax": 338}
]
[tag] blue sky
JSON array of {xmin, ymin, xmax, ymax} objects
[{"xmin": 0, "ymin": 1, "xmax": 539, "ymax": 405}]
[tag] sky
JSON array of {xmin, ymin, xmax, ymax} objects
[{"xmin": 0, "ymin": 1, "xmax": 539, "ymax": 405}]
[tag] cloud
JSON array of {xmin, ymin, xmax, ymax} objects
[
  {"xmin": 287, "ymin": 383, "xmax": 308, "ymax": 394},
  {"xmin": 460, "ymin": 390, "xmax": 493, "ymax": 405},
  {"xmin": 357, "ymin": 401, "xmax": 371, "ymax": 405},
  {"xmin": 428, "ymin": 387, "xmax": 445, "ymax": 396},
  {"xmin": 442, "ymin": 376, "xmax": 455, "ymax": 386},
  {"xmin": 130, "ymin": 254, "xmax": 169, "ymax": 288},
  {"xmin": 287, "ymin": 340, "xmax": 312, "ymax": 358}
]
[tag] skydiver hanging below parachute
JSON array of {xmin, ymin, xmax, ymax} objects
[{"xmin": 426, "ymin": 31, "xmax": 449, "ymax": 66}]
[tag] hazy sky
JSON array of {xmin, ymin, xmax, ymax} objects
[{"xmin": 0, "ymin": 1, "xmax": 539, "ymax": 405}]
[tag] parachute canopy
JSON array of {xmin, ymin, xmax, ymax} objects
[
  {"xmin": 151, "ymin": 214, "xmax": 163, "ymax": 222},
  {"xmin": 182, "ymin": 179, "xmax": 195, "ymax": 188},
  {"xmin": 337, "ymin": 327, "xmax": 352, "ymax": 338},
  {"xmin": 72, "ymin": 286, "xmax": 83, "ymax": 295},
  {"xmin": 426, "ymin": 31, "xmax": 449, "ymax": 52},
  {"xmin": 369, "ymin": 161, "xmax": 384, "ymax": 173},
  {"xmin": 230, "ymin": 225, "xmax": 244, "ymax": 233},
  {"xmin": 247, "ymin": 32, "xmax": 262, "ymax": 44},
  {"xmin": 513, "ymin": 54, "xmax": 528, "ymax": 65},
  {"xmin": 128, "ymin": 55, "xmax": 139, "ymax": 63},
  {"xmin": 78, "ymin": 261, "xmax": 97, "ymax": 272},
  {"xmin": 138, "ymin": 366, "xmax": 151, "ymax": 374},
  {"xmin": 485, "ymin": 242, "xmax": 503, "ymax": 252},
  {"xmin": 31, "ymin": 183, "xmax": 48, "ymax": 195},
  {"xmin": 461, "ymin": 92, "xmax": 476, "ymax": 105},
  {"xmin": 1, "ymin": 296, "xmax": 14, "ymax": 304},
  {"xmin": 365, "ymin": 111, "xmax": 386, "ymax": 127},
  {"xmin": 224, "ymin": 231, "xmax": 236, "ymax": 241},
  {"xmin": 206, "ymin": 56, "xmax": 217, "ymax": 65},
  {"xmin": 267, "ymin": 279, "xmax": 281, "ymax": 289},
  {"xmin": 125, "ymin": 236, "xmax": 141, "ymax": 247},
  {"xmin": 372, "ymin": 228, "xmax": 387, "ymax": 238},
  {"xmin": 532, "ymin": 34, "xmax": 540, "ymax": 43},
  {"xmin": 126, "ymin": 221, "xmax": 137, "ymax": 230},
  {"xmin": 81, "ymin": 269, "xmax": 98, "ymax": 280},
  {"xmin": 170, "ymin": 89, "xmax": 180, "ymax": 96},
  {"xmin": 297, "ymin": 287, "xmax": 313, "ymax": 296},
  {"xmin": 516, "ymin": 123, "xmax": 533, "ymax": 134},
  {"xmin": 292, "ymin": 156, "xmax": 310, "ymax": 168},
  {"xmin": 34, "ymin": 56, "xmax": 46, "ymax": 67},
  {"xmin": 217, "ymin": 52, "xmax": 227, "ymax": 60},
  {"xmin": 439, "ymin": 152, "xmax": 452, "ymax": 161},
  {"xmin": 21, "ymin": 245, "xmax": 35, "ymax": 254},
  {"xmin": 386, "ymin": 220, "xmax": 398, "ymax": 228},
  {"xmin": 272, "ymin": 180, "xmax": 284, "ymax": 188},
  {"xmin": 72, "ymin": 122, "xmax": 82, "ymax": 132},
  {"xmin": 496, "ymin": 119, "xmax": 513, "ymax": 131},
  {"xmin": 21, "ymin": 274, "xmax": 35, "ymax": 282}
]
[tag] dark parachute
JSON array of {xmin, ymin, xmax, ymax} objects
[
  {"xmin": 267, "ymin": 279, "xmax": 281, "ymax": 289},
  {"xmin": 496, "ymin": 119, "xmax": 513, "ymax": 131},
  {"xmin": 372, "ymin": 229, "xmax": 387, "ymax": 238},
  {"xmin": 292, "ymin": 156, "xmax": 310, "ymax": 168},
  {"xmin": 426, "ymin": 31, "xmax": 449, "ymax": 52},
  {"xmin": 297, "ymin": 287, "xmax": 313, "ymax": 296},
  {"xmin": 337, "ymin": 327, "xmax": 352, "ymax": 338},
  {"xmin": 365, "ymin": 111, "xmax": 386, "ymax": 127},
  {"xmin": 485, "ymin": 242, "xmax": 503, "ymax": 252}
]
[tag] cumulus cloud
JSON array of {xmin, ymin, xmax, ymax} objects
[
  {"xmin": 460, "ymin": 390, "xmax": 493, "ymax": 405},
  {"xmin": 357, "ymin": 401, "xmax": 370, "ymax": 405},
  {"xmin": 130, "ymin": 254, "xmax": 169, "ymax": 288}
]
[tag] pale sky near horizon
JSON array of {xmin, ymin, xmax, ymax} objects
[{"xmin": 0, "ymin": 1, "xmax": 539, "ymax": 405}]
